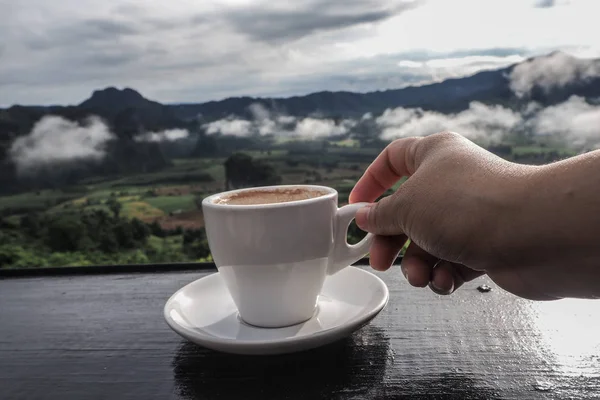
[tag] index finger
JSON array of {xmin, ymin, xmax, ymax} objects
[{"xmin": 349, "ymin": 137, "xmax": 421, "ymax": 203}]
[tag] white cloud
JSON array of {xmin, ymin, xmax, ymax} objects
[
  {"xmin": 204, "ymin": 94, "xmax": 600, "ymax": 146},
  {"xmin": 9, "ymin": 115, "xmax": 114, "ymax": 172},
  {"xmin": 1, "ymin": 0, "xmax": 599, "ymax": 106},
  {"xmin": 529, "ymin": 95, "xmax": 600, "ymax": 147},
  {"xmin": 376, "ymin": 102, "xmax": 522, "ymax": 142},
  {"xmin": 294, "ymin": 118, "xmax": 355, "ymax": 138},
  {"xmin": 397, "ymin": 60, "xmax": 422, "ymax": 68},
  {"xmin": 424, "ymin": 55, "xmax": 525, "ymax": 69},
  {"xmin": 376, "ymin": 95, "xmax": 600, "ymax": 148},
  {"xmin": 203, "ymin": 102, "xmax": 355, "ymax": 138},
  {"xmin": 376, "ymin": 107, "xmax": 420, "ymax": 128},
  {"xmin": 277, "ymin": 115, "xmax": 296, "ymax": 124},
  {"xmin": 204, "ymin": 117, "xmax": 253, "ymax": 136},
  {"xmin": 133, "ymin": 128, "xmax": 190, "ymax": 142},
  {"xmin": 248, "ymin": 103, "xmax": 271, "ymax": 120},
  {"xmin": 510, "ymin": 51, "xmax": 600, "ymax": 97}
]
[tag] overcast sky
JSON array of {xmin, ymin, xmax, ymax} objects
[{"xmin": 1, "ymin": 0, "xmax": 599, "ymax": 106}]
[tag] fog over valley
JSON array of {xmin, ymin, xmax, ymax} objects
[{"xmin": 6, "ymin": 51, "xmax": 600, "ymax": 177}]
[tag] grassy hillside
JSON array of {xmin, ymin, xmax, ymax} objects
[{"xmin": 0, "ymin": 140, "xmax": 572, "ymax": 269}]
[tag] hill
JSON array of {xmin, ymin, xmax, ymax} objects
[
  {"xmin": 3, "ymin": 52, "xmax": 600, "ymax": 129},
  {"xmin": 169, "ymin": 52, "xmax": 600, "ymax": 120},
  {"xmin": 0, "ymin": 51, "xmax": 599, "ymax": 195}
]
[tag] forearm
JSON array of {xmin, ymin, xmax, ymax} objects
[{"xmin": 501, "ymin": 150, "xmax": 600, "ymax": 281}]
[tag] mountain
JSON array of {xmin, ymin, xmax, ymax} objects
[
  {"xmin": 79, "ymin": 87, "xmax": 162, "ymax": 116},
  {"xmin": 79, "ymin": 87, "xmax": 184, "ymax": 131},
  {"xmin": 1, "ymin": 51, "xmax": 600, "ymax": 194},
  {"xmin": 169, "ymin": 67, "xmax": 515, "ymax": 121},
  {"xmin": 167, "ymin": 52, "xmax": 600, "ymax": 121},
  {"xmin": 3, "ymin": 52, "xmax": 600, "ymax": 135}
]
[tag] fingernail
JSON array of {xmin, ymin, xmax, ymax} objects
[
  {"xmin": 400, "ymin": 264, "xmax": 409, "ymax": 281},
  {"xmin": 430, "ymin": 280, "xmax": 454, "ymax": 295},
  {"xmin": 355, "ymin": 204, "xmax": 372, "ymax": 230}
]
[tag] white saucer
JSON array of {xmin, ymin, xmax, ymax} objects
[{"xmin": 164, "ymin": 266, "xmax": 389, "ymax": 355}]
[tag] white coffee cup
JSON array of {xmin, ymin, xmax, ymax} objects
[{"xmin": 201, "ymin": 184, "xmax": 374, "ymax": 328}]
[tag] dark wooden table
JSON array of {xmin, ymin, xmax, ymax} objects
[{"xmin": 1, "ymin": 265, "xmax": 599, "ymax": 399}]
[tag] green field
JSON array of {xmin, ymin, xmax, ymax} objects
[
  {"xmin": 0, "ymin": 147, "xmax": 379, "ymax": 269},
  {"xmin": 145, "ymin": 195, "xmax": 196, "ymax": 214},
  {"xmin": 0, "ymin": 142, "xmax": 572, "ymax": 269},
  {"xmin": 0, "ymin": 190, "xmax": 83, "ymax": 214}
]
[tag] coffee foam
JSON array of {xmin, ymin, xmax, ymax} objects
[{"xmin": 214, "ymin": 187, "xmax": 329, "ymax": 205}]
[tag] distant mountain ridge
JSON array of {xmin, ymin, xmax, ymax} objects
[
  {"xmin": 168, "ymin": 52, "xmax": 600, "ymax": 121},
  {"xmin": 168, "ymin": 66, "xmax": 515, "ymax": 121},
  {"xmin": 72, "ymin": 65, "xmax": 517, "ymax": 123},
  {"xmin": 1, "ymin": 51, "xmax": 600, "ymax": 195},
  {"xmin": 3, "ymin": 52, "xmax": 600, "ymax": 133},
  {"xmin": 79, "ymin": 87, "xmax": 162, "ymax": 115}
]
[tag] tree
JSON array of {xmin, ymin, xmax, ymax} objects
[
  {"xmin": 20, "ymin": 213, "xmax": 42, "ymax": 238},
  {"xmin": 106, "ymin": 198, "xmax": 122, "ymax": 218},
  {"xmin": 99, "ymin": 230, "xmax": 119, "ymax": 253},
  {"xmin": 224, "ymin": 153, "xmax": 281, "ymax": 190},
  {"xmin": 182, "ymin": 229, "xmax": 211, "ymax": 259},
  {"xmin": 113, "ymin": 220, "xmax": 136, "ymax": 249},
  {"xmin": 149, "ymin": 220, "xmax": 166, "ymax": 238},
  {"xmin": 46, "ymin": 216, "xmax": 86, "ymax": 252},
  {"xmin": 130, "ymin": 218, "xmax": 151, "ymax": 242}
]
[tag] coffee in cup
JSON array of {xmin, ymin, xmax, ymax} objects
[
  {"xmin": 213, "ymin": 187, "xmax": 328, "ymax": 206},
  {"xmin": 202, "ymin": 185, "xmax": 373, "ymax": 328}
]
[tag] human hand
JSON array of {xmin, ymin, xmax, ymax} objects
[{"xmin": 349, "ymin": 131, "xmax": 587, "ymax": 300}]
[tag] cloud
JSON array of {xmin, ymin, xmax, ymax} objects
[
  {"xmin": 133, "ymin": 128, "xmax": 190, "ymax": 142},
  {"xmin": 534, "ymin": 0, "xmax": 569, "ymax": 8},
  {"xmin": 9, "ymin": 115, "xmax": 114, "ymax": 172},
  {"xmin": 24, "ymin": 18, "xmax": 141, "ymax": 51},
  {"xmin": 375, "ymin": 95, "xmax": 600, "ymax": 148},
  {"xmin": 0, "ymin": 0, "xmax": 598, "ymax": 107},
  {"xmin": 277, "ymin": 115, "xmax": 296, "ymax": 124},
  {"xmin": 0, "ymin": 0, "xmax": 425, "ymax": 106},
  {"xmin": 204, "ymin": 96, "xmax": 600, "ymax": 149},
  {"xmin": 203, "ymin": 102, "xmax": 354, "ymax": 138},
  {"xmin": 248, "ymin": 103, "xmax": 271, "ymax": 121},
  {"xmin": 376, "ymin": 102, "xmax": 522, "ymax": 142},
  {"xmin": 239, "ymin": 50, "xmax": 530, "ymax": 103},
  {"xmin": 294, "ymin": 118, "xmax": 356, "ymax": 138},
  {"xmin": 204, "ymin": 117, "xmax": 253, "ymax": 137},
  {"xmin": 225, "ymin": 0, "xmax": 421, "ymax": 43},
  {"xmin": 509, "ymin": 52, "xmax": 600, "ymax": 97},
  {"xmin": 204, "ymin": 94, "xmax": 600, "ymax": 146},
  {"xmin": 529, "ymin": 95, "xmax": 600, "ymax": 147},
  {"xmin": 534, "ymin": 0, "xmax": 556, "ymax": 8}
]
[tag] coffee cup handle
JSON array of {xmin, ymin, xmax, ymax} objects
[{"xmin": 327, "ymin": 202, "xmax": 374, "ymax": 276}]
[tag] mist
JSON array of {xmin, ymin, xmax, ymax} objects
[
  {"xmin": 9, "ymin": 115, "xmax": 114, "ymax": 173},
  {"xmin": 202, "ymin": 103, "xmax": 354, "ymax": 139},
  {"xmin": 133, "ymin": 128, "xmax": 190, "ymax": 143},
  {"xmin": 375, "ymin": 102, "xmax": 521, "ymax": 143},
  {"xmin": 376, "ymin": 53, "xmax": 600, "ymax": 147},
  {"xmin": 202, "ymin": 94, "xmax": 600, "ymax": 149},
  {"xmin": 163, "ymin": 52, "xmax": 600, "ymax": 150},
  {"xmin": 377, "ymin": 95, "xmax": 600, "ymax": 148},
  {"xmin": 509, "ymin": 52, "xmax": 600, "ymax": 98},
  {"xmin": 529, "ymin": 95, "xmax": 600, "ymax": 148}
]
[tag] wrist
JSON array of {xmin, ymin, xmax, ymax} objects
[
  {"xmin": 484, "ymin": 162, "xmax": 546, "ymax": 268},
  {"xmin": 494, "ymin": 153, "xmax": 600, "ymax": 269}
]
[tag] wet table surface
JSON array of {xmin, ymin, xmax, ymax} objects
[{"xmin": 1, "ymin": 266, "xmax": 600, "ymax": 400}]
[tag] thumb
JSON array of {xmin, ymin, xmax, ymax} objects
[{"xmin": 355, "ymin": 193, "xmax": 406, "ymax": 236}]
